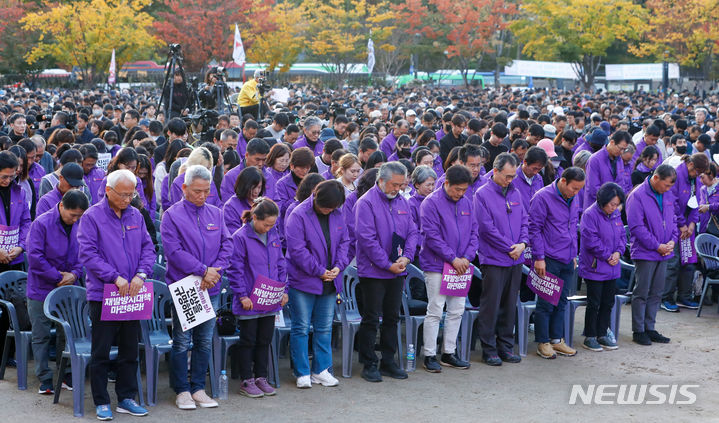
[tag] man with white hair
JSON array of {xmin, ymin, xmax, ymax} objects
[
  {"xmin": 161, "ymin": 165, "xmax": 233, "ymax": 410},
  {"xmin": 237, "ymin": 69, "xmax": 265, "ymax": 120},
  {"xmin": 78, "ymin": 169, "xmax": 154, "ymax": 420}
]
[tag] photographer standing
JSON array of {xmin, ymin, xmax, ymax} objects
[
  {"xmin": 238, "ymin": 70, "xmax": 265, "ymax": 121},
  {"xmin": 162, "ymin": 69, "xmax": 190, "ymax": 119}
]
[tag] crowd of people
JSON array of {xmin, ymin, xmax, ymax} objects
[{"xmin": 1, "ymin": 82, "xmax": 718, "ymax": 419}]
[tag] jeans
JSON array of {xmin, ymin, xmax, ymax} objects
[
  {"xmin": 288, "ymin": 288, "xmax": 335, "ymax": 377},
  {"xmin": 357, "ymin": 277, "xmax": 403, "ymax": 365},
  {"xmin": 423, "ymin": 272, "xmax": 465, "ymax": 356},
  {"xmin": 169, "ymin": 294, "xmax": 219, "ymax": 394},
  {"xmin": 237, "ymin": 316, "xmax": 275, "ymax": 380},
  {"xmin": 88, "ymin": 301, "xmax": 140, "ymax": 406},
  {"xmin": 663, "ymin": 242, "xmax": 695, "ymax": 304},
  {"xmin": 534, "ymin": 258, "xmax": 574, "ymax": 344},
  {"xmin": 28, "ymin": 299, "xmax": 67, "ymax": 384},
  {"xmin": 583, "ymin": 279, "xmax": 616, "ymax": 338}
]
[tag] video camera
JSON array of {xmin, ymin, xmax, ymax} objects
[
  {"xmin": 185, "ymin": 109, "xmax": 219, "ymax": 144},
  {"xmin": 34, "ymin": 110, "xmax": 77, "ymax": 130}
]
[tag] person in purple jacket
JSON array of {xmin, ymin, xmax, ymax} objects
[
  {"xmin": 355, "ymin": 162, "xmax": 419, "ymax": 382},
  {"xmin": 36, "ymin": 162, "xmax": 85, "ymax": 217},
  {"xmin": 434, "ymin": 145, "xmax": 486, "ymax": 199},
  {"xmin": 161, "ymin": 165, "xmax": 232, "ymax": 410},
  {"xmin": 285, "ymin": 180, "xmax": 349, "ymax": 389},
  {"xmin": 578, "ymin": 183, "xmax": 626, "ymax": 352},
  {"xmin": 379, "ymin": 120, "xmax": 409, "ymax": 158},
  {"xmin": 514, "ymin": 146, "xmax": 547, "ymax": 212},
  {"xmin": 19, "ymin": 138, "xmax": 45, "ymax": 200},
  {"xmin": 584, "ymin": 130, "xmax": 631, "ymax": 207},
  {"xmin": 474, "ymin": 153, "xmax": 527, "ymax": 366},
  {"xmin": 78, "ymin": 169, "xmax": 154, "ymax": 419},
  {"xmin": 228, "ymin": 198, "xmax": 287, "ymax": 398},
  {"xmin": 626, "ymin": 165, "xmax": 677, "ymax": 346},
  {"xmin": 0, "ymin": 152, "xmax": 31, "ymax": 272},
  {"xmin": 529, "ymin": 167, "xmax": 585, "ymax": 359},
  {"xmin": 292, "ymin": 116, "xmax": 324, "ymax": 156},
  {"xmin": 223, "ymin": 166, "xmax": 265, "ymax": 235},
  {"xmin": 219, "ymin": 138, "xmax": 270, "ymax": 202},
  {"xmin": 80, "ymin": 144, "xmax": 106, "ymax": 205},
  {"xmin": 27, "ymin": 190, "xmax": 87, "ymax": 394},
  {"xmin": 698, "ymin": 163, "xmax": 719, "ymax": 234},
  {"xmin": 419, "ymin": 165, "xmax": 478, "ymax": 372},
  {"xmin": 275, "ymin": 147, "xmax": 314, "ymax": 242},
  {"xmin": 631, "ymin": 124, "xmax": 663, "ymax": 169},
  {"xmin": 662, "ymin": 153, "xmax": 709, "ymax": 312},
  {"xmin": 168, "ymin": 147, "xmax": 223, "ymax": 209},
  {"xmin": 408, "ymin": 165, "xmax": 437, "ymax": 230}
]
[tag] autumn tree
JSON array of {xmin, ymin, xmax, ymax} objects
[
  {"xmin": 397, "ymin": 0, "xmax": 516, "ymax": 88},
  {"xmin": 244, "ymin": 2, "xmax": 307, "ymax": 73},
  {"xmin": 22, "ymin": 0, "xmax": 159, "ymax": 85},
  {"xmin": 630, "ymin": 0, "xmax": 719, "ymax": 84},
  {"xmin": 303, "ymin": 0, "xmax": 396, "ymax": 80},
  {"xmin": 153, "ymin": 0, "xmax": 273, "ymax": 72},
  {"xmin": 512, "ymin": 0, "xmax": 647, "ymax": 90},
  {"xmin": 0, "ymin": 1, "xmax": 51, "ymax": 77}
]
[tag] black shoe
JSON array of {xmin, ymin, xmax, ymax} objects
[
  {"xmin": 482, "ymin": 355, "xmax": 502, "ymax": 366},
  {"xmin": 423, "ymin": 356, "xmax": 442, "ymax": 373},
  {"xmin": 379, "ymin": 361, "xmax": 408, "ymax": 379},
  {"xmin": 633, "ymin": 331, "xmax": 652, "ymax": 346},
  {"xmin": 440, "ymin": 353, "xmax": 470, "ymax": 369},
  {"xmin": 498, "ymin": 351, "xmax": 522, "ymax": 364},
  {"xmin": 647, "ymin": 330, "xmax": 670, "ymax": 344},
  {"xmin": 361, "ymin": 363, "xmax": 382, "ymax": 382}
]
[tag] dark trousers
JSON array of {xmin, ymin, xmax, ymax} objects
[
  {"xmin": 477, "ymin": 264, "xmax": 522, "ymax": 356},
  {"xmin": 88, "ymin": 301, "xmax": 139, "ymax": 406},
  {"xmin": 583, "ymin": 279, "xmax": 616, "ymax": 338},
  {"xmin": 237, "ymin": 316, "xmax": 274, "ymax": 380},
  {"xmin": 357, "ymin": 277, "xmax": 403, "ymax": 365},
  {"xmin": 0, "ymin": 263, "xmax": 24, "ymax": 359}
]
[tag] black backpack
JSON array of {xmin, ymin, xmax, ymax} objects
[
  {"xmin": 216, "ymin": 310, "xmax": 236, "ymax": 336},
  {"xmin": 6, "ymin": 285, "xmax": 30, "ymax": 331}
]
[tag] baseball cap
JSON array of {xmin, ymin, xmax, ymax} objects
[{"xmin": 60, "ymin": 163, "xmax": 84, "ymax": 187}]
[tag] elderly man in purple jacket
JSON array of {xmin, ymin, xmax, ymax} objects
[
  {"xmin": 78, "ymin": 169, "xmax": 154, "ymax": 419},
  {"xmin": 161, "ymin": 165, "xmax": 233, "ymax": 409},
  {"xmin": 285, "ymin": 180, "xmax": 349, "ymax": 389},
  {"xmin": 662, "ymin": 153, "xmax": 709, "ymax": 312},
  {"xmin": 584, "ymin": 130, "xmax": 631, "ymax": 206},
  {"xmin": 355, "ymin": 162, "xmax": 419, "ymax": 382},
  {"xmin": 514, "ymin": 146, "xmax": 547, "ymax": 212},
  {"xmin": 529, "ymin": 167, "xmax": 585, "ymax": 360},
  {"xmin": 420, "ymin": 164, "xmax": 479, "ymax": 372},
  {"xmin": 27, "ymin": 190, "xmax": 87, "ymax": 394},
  {"xmin": 474, "ymin": 153, "xmax": 528, "ymax": 366},
  {"xmin": 627, "ymin": 164, "xmax": 678, "ymax": 346}
]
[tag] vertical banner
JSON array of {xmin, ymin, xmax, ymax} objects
[
  {"xmin": 680, "ymin": 233, "xmax": 697, "ymax": 265},
  {"xmin": 108, "ymin": 49, "xmax": 116, "ymax": 86}
]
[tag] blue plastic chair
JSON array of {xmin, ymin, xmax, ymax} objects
[
  {"xmin": 694, "ymin": 234, "xmax": 719, "ymax": 317},
  {"xmin": 211, "ymin": 279, "xmax": 237, "ymax": 397},
  {"xmin": 139, "ymin": 280, "xmax": 172, "ymax": 406},
  {"xmin": 401, "ymin": 264, "xmax": 427, "ymax": 368},
  {"xmin": 0, "ymin": 271, "xmax": 30, "ymax": 390},
  {"xmin": 269, "ymin": 306, "xmax": 292, "ymax": 388},
  {"xmin": 516, "ymin": 265, "xmax": 536, "ymax": 356},
  {"xmin": 44, "ymin": 285, "xmax": 144, "ymax": 417},
  {"xmin": 457, "ymin": 266, "xmax": 482, "ymax": 362},
  {"xmin": 152, "ymin": 263, "xmax": 166, "ymax": 282}
]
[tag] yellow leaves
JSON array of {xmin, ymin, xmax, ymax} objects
[{"xmin": 244, "ymin": 1, "xmax": 307, "ymax": 72}]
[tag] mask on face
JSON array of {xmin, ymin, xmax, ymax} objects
[
  {"xmin": 550, "ymin": 160, "xmax": 560, "ymax": 169},
  {"xmin": 676, "ymin": 146, "xmax": 687, "ymax": 155},
  {"xmin": 92, "ymin": 109, "xmax": 103, "ymax": 117},
  {"xmin": 666, "ymin": 147, "xmax": 674, "ymax": 156}
]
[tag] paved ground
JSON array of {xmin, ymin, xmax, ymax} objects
[{"xmin": 2, "ymin": 303, "xmax": 718, "ymax": 422}]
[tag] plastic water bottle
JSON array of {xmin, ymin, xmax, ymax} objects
[
  {"xmin": 219, "ymin": 370, "xmax": 229, "ymax": 400},
  {"xmin": 406, "ymin": 344, "xmax": 416, "ymax": 372}
]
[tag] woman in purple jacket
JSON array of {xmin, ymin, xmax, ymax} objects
[
  {"xmin": 285, "ymin": 180, "xmax": 349, "ymax": 389},
  {"xmin": 699, "ymin": 163, "xmax": 719, "ymax": 234},
  {"xmin": 228, "ymin": 198, "xmax": 287, "ymax": 398},
  {"xmin": 579, "ymin": 183, "xmax": 626, "ymax": 352},
  {"xmin": 223, "ymin": 167, "xmax": 265, "ymax": 235}
]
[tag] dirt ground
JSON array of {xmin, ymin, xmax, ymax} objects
[{"xmin": 2, "ymin": 302, "xmax": 718, "ymax": 422}]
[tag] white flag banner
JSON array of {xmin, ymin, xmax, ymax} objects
[
  {"xmin": 233, "ymin": 24, "xmax": 246, "ymax": 66},
  {"xmin": 108, "ymin": 49, "xmax": 116, "ymax": 86},
  {"xmin": 367, "ymin": 38, "xmax": 375, "ymax": 75},
  {"xmin": 169, "ymin": 275, "xmax": 216, "ymax": 332}
]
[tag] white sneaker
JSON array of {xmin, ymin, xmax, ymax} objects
[
  {"xmin": 296, "ymin": 375, "xmax": 312, "ymax": 389},
  {"xmin": 191, "ymin": 390, "xmax": 218, "ymax": 408},
  {"xmin": 311, "ymin": 369, "xmax": 339, "ymax": 387},
  {"xmin": 176, "ymin": 391, "xmax": 196, "ymax": 410}
]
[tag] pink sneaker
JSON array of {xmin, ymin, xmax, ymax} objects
[
  {"xmin": 254, "ymin": 377, "xmax": 276, "ymax": 396},
  {"xmin": 239, "ymin": 378, "xmax": 264, "ymax": 398}
]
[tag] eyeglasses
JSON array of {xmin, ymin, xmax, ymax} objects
[
  {"xmin": 110, "ymin": 186, "xmax": 136, "ymax": 200},
  {"xmin": 0, "ymin": 174, "xmax": 14, "ymax": 181}
]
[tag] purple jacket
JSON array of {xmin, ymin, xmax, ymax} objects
[
  {"xmin": 160, "ymin": 199, "xmax": 233, "ymax": 296},
  {"xmin": 0, "ymin": 183, "xmax": 31, "ymax": 265},
  {"xmin": 293, "ymin": 135, "xmax": 324, "ymax": 156},
  {"xmin": 699, "ymin": 183, "xmax": 719, "ymax": 233},
  {"xmin": 343, "ymin": 191, "xmax": 358, "ymax": 261},
  {"xmin": 584, "ymin": 147, "xmax": 625, "ymax": 206},
  {"xmin": 632, "ymin": 139, "xmax": 663, "ymax": 169},
  {"xmin": 275, "ymin": 172, "xmax": 299, "ymax": 241},
  {"xmin": 355, "ymin": 185, "xmax": 419, "ymax": 279},
  {"xmin": 578, "ymin": 202, "xmax": 625, "ymax": 280},
  {"xmin": 474, "ymin": 180, "xmax": 529, "ymax": 267},
  {"xmin": 28, "ymin": 163, "xmax": 45, "ymax": 199},
  {"xmin": 671, "ymin": 162, "xmax": 699, "ymax": 229},
  {"xmin": 36, "ymin": 186, "xmax": 63, "ymax": 217},
  {"xmin": 237, "ymin": 133, "xmax": 248, "ymax": 158},
  {"xmin": 529, "ymin": 182, "xmax": 581, "ymax": 264},
  {"xmin": 169, "ymin": 171, "xmax": 223, "ymax": 209},
  {"xmin": 78, "ymin": 198, "xmax": 155, "ymax": 301},
  {"xmin": 264, "ymin": 167, "xmax": 288, "ymax": 200},
  {"xmin": 626, "ymin": 178, "xmax": 678, "ymax": 261},
  {"xmin": 572, "ymin": 141, "xmax": 593, "ymax": 162},
  {"xmin": 408, "ymin": 192, "xmax": 426, "ymax": 228},
  {"xmin": 619, "ymin": 160, "xmax": 633, "ymax": 194},
  {"xmin": 285, "ymin": 194, "xmax": 350, "ymax": 295},
  {"xmin": 419, "ymin": 186, "xmax": 479, "ymax": 273},
  {"xmin": 433, "ymin": 155, "xmax": 444, "ymax": 178},
  {"xmin": 223, "ymin": 195, "xmax": 251, "ymax": 235},
  {"xmin": 227, "ymin": 222, "xmax": 286, "ymax": 316},
  {"xmin": 380, "ymin": 132, "xmax": 398, "ymax": 158},
  {"xmin": 84, "ymin": 166, "xmax": 106, "ymax": 205},
  {"xmin": 514, "ymin": 166, "xmax": 544, "ymax": 213},
  {"xmin": 26, "ymin": 205, "xmax": 82, "ymax": 301},
  {"xmin": 220, "ymin": 162, "xmax": 246, "ymax": 202}
]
